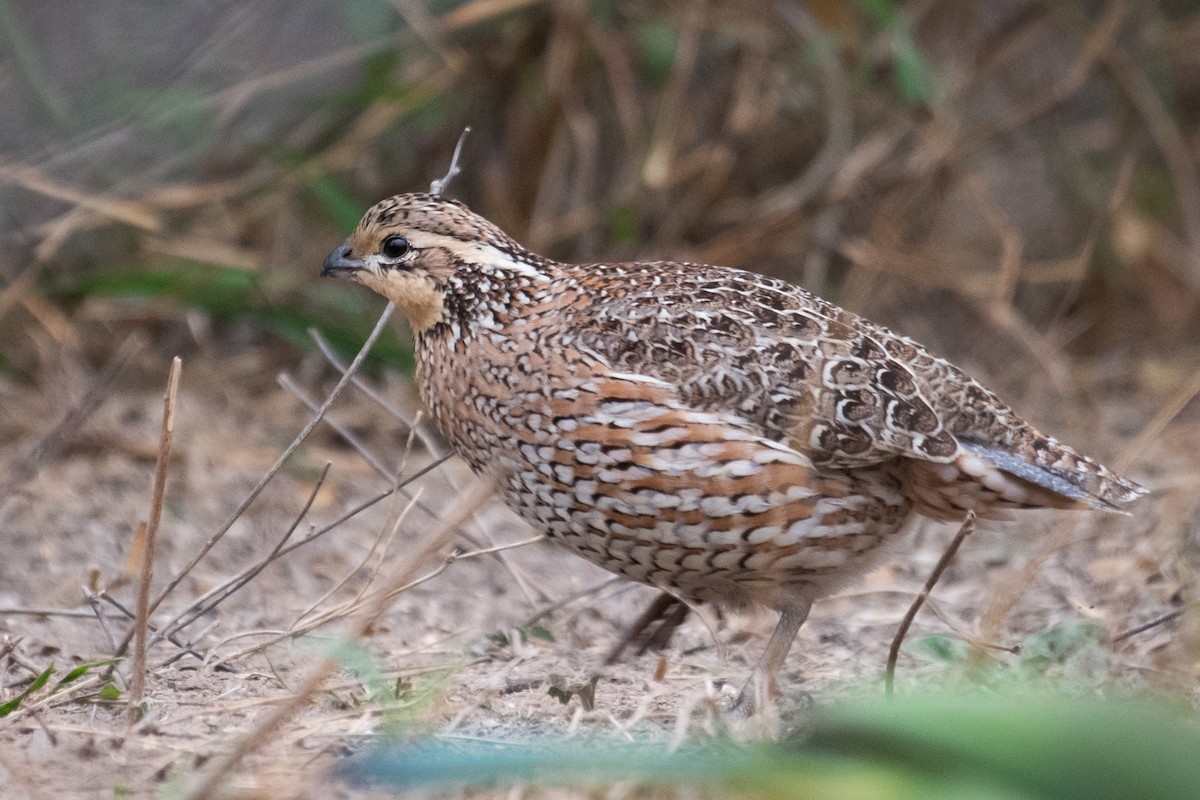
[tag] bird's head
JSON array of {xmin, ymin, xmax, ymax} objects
[{"xmin": 322, "ymin": 193, "xmax": 545, "ymax": 334}]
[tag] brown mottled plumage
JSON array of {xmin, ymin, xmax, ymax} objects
[{"xmin": 322, "ymin": 193, "xmax": 1145, "ymax": 711}]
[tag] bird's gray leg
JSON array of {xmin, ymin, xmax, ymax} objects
[{"xmin": 732, "ymin": 596, "xmax": 813, "ymax": 715}]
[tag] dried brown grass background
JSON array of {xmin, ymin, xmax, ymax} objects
[{"xmin": 1, "ymin": 1, "xmax": 1198, "ymax": 798}]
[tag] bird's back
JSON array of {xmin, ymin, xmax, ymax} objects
[{"xmin": 545, "ymin": 259, "xmax": 1144, "ymax": 517}]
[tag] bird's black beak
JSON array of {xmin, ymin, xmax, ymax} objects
[{"xmin": 322, "ymin": 243, "xmax": 366, "ymax": 278}]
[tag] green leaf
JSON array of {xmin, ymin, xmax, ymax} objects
[
  {"xmin": 892, "ymin": 34, "xmax": 933, "ymax": 105},
  {"xmin": 904, "ymin": 634, "xmax": 969, "ymax": 663},
  {"xmin": 526, "ymin": 624, "xmax": 555, "ymax": 643},
  {"xmin": 637, "ymin": 23, "xmax": 678, "ymax": 86},
  {"xmin": 854, "ymin": 0, "xmax": 898, "ymax": 27},
  {"xmin": 0, "ymin": 663, "xmax": 54, "ymax": 717},
  {"xmin": 606, "ymin": 204, "xmax": 639, "ymax": 245},
  {"xmin": 308, "ymin": 172, "xmax": 370, "ymax": 234},
  {"xmin": 853, "ymin": 0, "xmax": 934, "ymax": 106},
  {"xmin": 54, "ymin": 658, "xmax": 120, "ymax": 690}
]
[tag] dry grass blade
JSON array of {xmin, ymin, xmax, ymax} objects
[
  {"xmin": 289, "ymin": 487, "xmax": 423, "ymax": 635},
  {"xmin": 438, "ymin": 0, "xmax": 547, "ymax": 31},
  {"xmin": 151, "ymin": 463, "xmax": 332, "ymax": 646},
  {"xmin": 0, "ymin": 267, "xmax": 40, "ymax": 322},
  {"xmin": 114, "ymin": 303, "xmax": 397, "ymax": 660},
  {"xmin": 182, "ymin": 478, "xmax": 496, "ymax": 800},
  {"xmin": 202, "ymin": 454, "xmax": 453, "ymax": 669},
  {"xmin": 2, "ymin": 334, "xmax": 142, "ymax": 496},
  {"xmin": 308, "ymin": 328, "xmax": 446, "ymax": 457},
  {"xmin": 0, "ymin": 161, "xmax": 162, "ymax": 230},
  {"xmin": 1113, "ymin": 369, "xmax": 1200, "ymax": 474},
  {"xmin": 278, "ymin": 374, "xmax": 393, "ymax": 478},
  {"xmin": 1113, "ymin": 607, "xmax": 1187, "ymax": 644},
  {"xmin": 129, "ymin": 356, "xmax": 182, "ymax": 717},
  {"xmin": 886, "ymin": 512, "xmax": 976, "ymax": 698},
  {"xmin": 272, "ymin": 377, "xmax": 452, "ymax": 539},
  {"xmin": 302, "ymin": 330, "xmax": 546, "ymax": 603},
  {"xmin": 642, "ymin": 4, "xmax": 704, "ymax": 191}
]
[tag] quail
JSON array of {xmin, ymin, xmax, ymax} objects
[{"xmin": 322, "ymin": 193, "xmax": 1145, "ymax": 711}]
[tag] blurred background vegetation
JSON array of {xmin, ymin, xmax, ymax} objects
[
  {"xmin": 1, "ymin": 3, "xmax": 1198, "ymax": 794},
  {"xmin": 2, "ymin": 0, "xmax": 1198, "ymax": 399}
]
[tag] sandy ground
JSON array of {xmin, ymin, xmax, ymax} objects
[{"xmin": 0, "ymin": 335, "xmax": 1195, "ymax": 799}]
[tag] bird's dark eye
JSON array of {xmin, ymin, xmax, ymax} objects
[{"xmin": 380, "ymin": 235, "xmax": 411, "ymax": 260}]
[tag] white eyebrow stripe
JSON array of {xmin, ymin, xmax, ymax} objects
[{"xmin": 407, "ymin": 231, "xmax": 544, "ymax": 278}]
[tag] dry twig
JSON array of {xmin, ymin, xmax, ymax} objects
[
  {"xmin": 308, "ymin": 328, "xmax": 446, "ymax": 457},
  {"xmin": 182, "ymin": 479, "xmax": 495, "ymax": 800},
  {"xmin": 886, "ymin": 511, "xmax": 976, "ymax": 698},
  {"xmin": 151, "ymin": 463, "xmax": 332, "ymax": 646},
  {"xmin": 1113, "ymin": 607, "xmax": 1187, "ymax": 644},
  {"xmin": 129, "ymin": 357, "xmax": 182, "ymax": 716},
  {"xmin": 113, "ymin": 304, "xmax": 397, "ymax": 661},
  {"xmin": 2, "ymin": 334, "xmax": 142, "ymax": 496}
]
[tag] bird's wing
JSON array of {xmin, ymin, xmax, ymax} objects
[
  {"xmin": 562, "ymin": 261, "xmax": 1144, "ymax": 509},
  {"xmin": 565, "ymin": 260, "xmax": 962, "ymax": 469}
]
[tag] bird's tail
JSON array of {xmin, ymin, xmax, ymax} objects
[
  {"xmin": 960, "ymin": 431, "xmax": 1146, "ymax": 512},
  {"xmin": 903, "ymin": 432, "xmax": 1145, "ymax": 523}
]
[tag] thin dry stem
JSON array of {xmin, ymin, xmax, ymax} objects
[
  {"xmin": 152, "ymin": 463, "xmax": 333, "ymax": 645},
  {"xmin": 296, "ymin": 339, "xmax": 544, "ymax": 603},
  {"xmin": 129, "ymin": 356, "xmax": 181, "ymax": 716},
  {"xmin": 438, "ymin": 0, "xmax": 548, "ymax": 32},
  {"xmin": 1113, "ymin": 607, "xmax": 1187, "ymax": 644},
  {"xmin": 0, "ymin": 607, "xmax": 119, "ymax": 619},
  {"xmin": 203, "ymin": 454, "xmax": 451, "ymax": 669},
  {"xmin": 886, "ymin": 511, "xmax": 976, "ymax": 698},
  {"xmin": 429, "ymin": 126, "xmax": 472, "ymax": 195},
  {"xmin": 97, "ymin": 591, "xmax": 212, "ymax": 669},
  {"xmin": 182, "ymin": 478, "xmax": 495, "ymax": 800},
  {"xmin": 278, "ymin": 373, "xmax": 393, "ymax": 478},
  {"xmin": 1114, "ymin": 368, "xmax": 1200, "ymax": 474},
  {"xmin": 114, "ymin": 304, "xmax": 397, "ymax": 659},
  {"xmin": 83, "ymin": 589, "xmax": 120, "ymax": 652},
  {"xmin": 290, "ymin": 488, "xmax": 423, "ymax": 633},
  {"xmin": 307, "ymin": 327, "xmax": 446, "ymax": 457}
]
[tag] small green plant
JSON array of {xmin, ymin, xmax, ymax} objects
[
  {"xmin": 904, "ymin": 617, "xmax": 1113, "ymax": 691},
  {"xmin": 0, "ymin": 658, "xmax": 121, "ymax": 717},
  {"xmin": 319, "ymin": 638, "xmax": 450, "ymax": 734},
  {"xmin": 486, "ymin": 623, "xmax": 555, "ymax": 648},
  {"xmin": 855, "ymin": 0, "xmax": 934, "ymax": 105}
]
